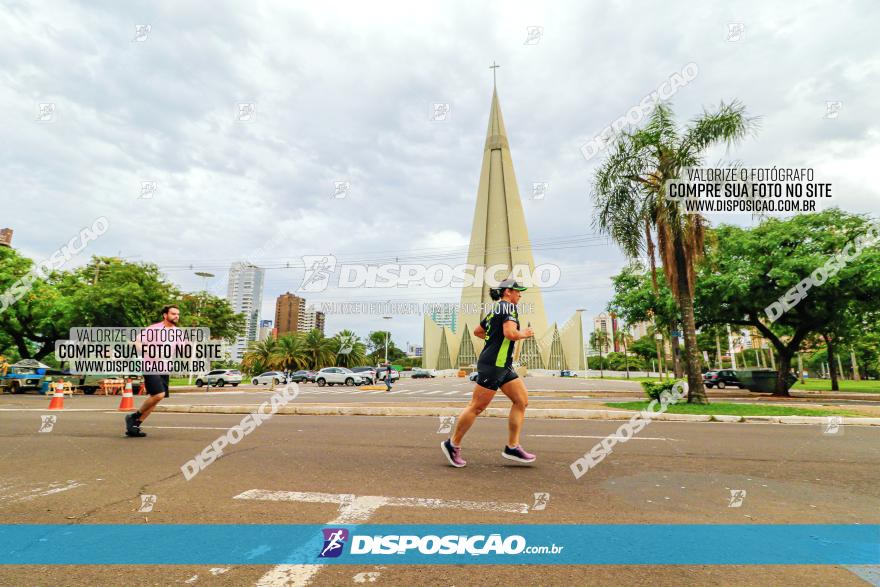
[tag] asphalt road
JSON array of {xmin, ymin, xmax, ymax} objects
[{"xmin": 1, "ymin": 403, "xmax": 879, "ymax": 586}]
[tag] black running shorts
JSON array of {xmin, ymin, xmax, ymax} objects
[
  {"xmin": 143, "ymin": 374, "xmax": 170, "ymax": 397},
  {"xmin": 474, "ymin": 364, "xmax": 519, "ymax": 391}
]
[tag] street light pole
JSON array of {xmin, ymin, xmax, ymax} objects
[
  {"xmin": 382, "ymin": 316, "xmax": 392, "ymax": 364},
  {"xmin": 193, "ymin": 272, "xmax": 214, "ymax": 387}
]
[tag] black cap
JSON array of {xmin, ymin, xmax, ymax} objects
[{"xmin": 496, "ymin": 278, "xmax": 527, "ymax": 291}]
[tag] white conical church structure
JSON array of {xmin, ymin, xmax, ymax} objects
[{"xmin": 423, "ymin": 86, "xmax": 585, "ymax": 372}]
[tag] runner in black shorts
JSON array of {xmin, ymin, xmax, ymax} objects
[
  {"xmin": 442, "ymin": 279, "xmax": 536, "ymax": 467},
  {"xmin": 125, "ymin": 305, "xmax": 179, "ymax": 437}
]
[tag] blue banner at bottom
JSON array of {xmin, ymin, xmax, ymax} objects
[{"xmin": 1, "ymin": 525, "xmax": 877, "ymax": 565}]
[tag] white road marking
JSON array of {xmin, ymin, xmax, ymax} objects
[
  {"xmin": 0, "ymin": 480, "xmax": 85, "ymax": 504},
  {"xmin": 443, "ymin": 390, "xmax": 464, "ymax": 395},
  {"xmin": 143, "ymin": 426, "xmax": 232, "ymax": 430},
  {"xmin": 236, "ymin": 489, "xmax": 529, "ymax": 586},
  {"xmin": 530, "ymin": 434, "xmax": 677, "ymax": 441},
  {"xmin": 0, "ymin": 408, "xmax": 112, "ymax": 412},
  {"xmin": 423, "ymin": 390, "xmax": 448, "ymax": 396}
]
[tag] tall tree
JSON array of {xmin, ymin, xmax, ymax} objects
[
  {"xmin": 273, "ymin": 333, "xmax": 308, "ymax": 373},
  {"xmin": 242, "ymin": 338, "xmax": 279, "ymax": 375},
  {"xmin": 590, "ymin": 330, "xmax": 610, "ymax": 377},
  {"xmin": 331, "ymin": 330, "xmax": 366, "ymax": 367},
  {"xmin": 178, "ymin": 292, "xmax": 246, "ymax": 343},
  {"xmin": 366, "ymin": 330, "xmax": 403, "ymax": 363},
  {"xmin": 0, "ymin": 253, "xmax": 184, "ymax": 359},
  {"xmin": 614, "ymin": 329, "xmax": 634, "ymax": 378},
  {"xmin": 608, "ymin": 263, "xmax": 680, "ymax": 377},
  {"xmin": 695, "ymin": 210, "xmax": 880, "ymax": 395},
  {"xmin": 301, "ymin": 329, "xmax": 335, "ymax": 370},
  {"xmin": 592, "ymin": 101, "xmax": 758, "ymax": 403}
]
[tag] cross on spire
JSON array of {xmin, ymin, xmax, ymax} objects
[{"xmin": 489, "ymin": 61, "xmax": 500, "ymax": 88}]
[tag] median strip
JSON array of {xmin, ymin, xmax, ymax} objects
[{"xmin": 153, "ymin": 404, "xmax": 880, "ymax": 425}]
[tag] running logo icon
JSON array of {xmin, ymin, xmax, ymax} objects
[
  {"xmin": 300, "ymin": 255, "xmax": 337, "ymax": 293},
  {"xmin": 319, "ymin": 528, "xmax": 349, "ymax": 558},
  {"xmin": 38, "ymin": 415, "xmax": 57, "ymax": 433}
]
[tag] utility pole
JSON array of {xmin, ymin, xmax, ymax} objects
[
  {"xmin": 850, "ymin": 347, "xmax": 860, "ymax": 381},
  {"xmin": 727, "ymin": 324, "xmax": 737, "ymax": 370}
]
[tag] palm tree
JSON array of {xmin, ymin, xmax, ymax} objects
[
  {"xmin": 242, "ymin": 338, "xmax": 279, "ymax": 375},
  {"xmin": 590, "ymin": 330, "xmax": 609, "ymax": 378},
  {"xmin": 273, "ymin": 333, "xmax": 308, "ymax": 375},
  {"xmin": 593, "ymin": 101, "xmax": 757, "ymax": 404},
  {"xmin": 331, "ymin": 330, "xmax": 366, "ymax": 367},
  {"xmin": 301, "ymin": 329, "xmax": 335, "ymax": 370},
  {"xmin": 615, "ymin": 330, "xmax": 633, "ymax": 378}
]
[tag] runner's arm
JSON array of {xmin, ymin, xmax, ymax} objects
[{"xmin": 503, "ymin": 321, "xmax": 533, "ymax": 341}]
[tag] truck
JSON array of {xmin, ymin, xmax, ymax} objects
[
  {"xmin": 0, "ymin": 357, "xmax": 144, "ymax": 394},
  {"xmin": 0, "ymin": 358, "xmax": 50, "ymax": 394}
]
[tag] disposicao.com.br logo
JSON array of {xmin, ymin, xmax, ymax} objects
[{"xmin": 319, "ymin": 529, "xmax": 564, "ymax": 557}]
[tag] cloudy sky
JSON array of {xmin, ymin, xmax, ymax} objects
[{"xmin": 3, "ymin": 0, "xmax": 878, "ymax": 349}]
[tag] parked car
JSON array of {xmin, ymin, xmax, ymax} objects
[
  {"xmin": 315, "ymin": 367, "xmax": 366, "ymax": 387},
  {"xmin": 703, "ymin": 369, "xmax": 743, "ymax": 389},
  {"xmin": 195, "ymin": 369, "xmax": 242, "ymax": 387},
  {"xmin": 411, "ymin": 368, "xmax": 437, "ymax": 379},
  {"xmin": 468, "ymin": 371, "xmax": 478, "ymax": 382},
  {"xmin": 560, "ymin": 370, "xmax": 577, "ymax": 377},
  {"xmin": 351, "ymin": 366, "xmax": 377, "ymax": 384},
  {"xmin": 289, "ymin": 370, "xmax": 316, "ymax": 383},
  {"xmin": 251, "ymin": 371, "xmax": 287, "ymax": 386},
  {"xmin": 375, "ymin": 367, "xmax": 400, "ymax": 382}
]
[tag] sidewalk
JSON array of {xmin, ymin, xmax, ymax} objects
[{"xmin": 155, "ymin": 403, "xmax": 880, "ymax": 426}]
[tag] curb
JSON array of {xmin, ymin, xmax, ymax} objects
[{"xmin": 154, "ymin": 405, "xmax": 880, "ymax": 425}]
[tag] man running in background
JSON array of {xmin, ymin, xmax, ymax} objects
[
  {"xmin": 441, "ymin": 279, "xmax": 536, "ymax": 467},
  {"xmin": 124, "ymin": 304, "xmax": 180, "ymax": 438}
]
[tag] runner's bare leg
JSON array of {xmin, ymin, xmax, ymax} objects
[
  {"xmin": 137, "ymin": 393, "xmax": 164, "ymax": 422},
  {"xmin": 451, "ymin": 385, "xmax": 495, "ymax": 445},
  {"xmin": 499, "ymin": 377, "xmax": 528, "ymax": 447}
]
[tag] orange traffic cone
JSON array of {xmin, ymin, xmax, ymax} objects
[
  {"xmin": 48, "ymin": 380, "xmax": 65, "ymax": 410},
  {"xmin": 118, "ymin": 379, "xmax": 135, "ymax": 411}
]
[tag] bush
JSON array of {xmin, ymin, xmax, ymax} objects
[{"xmin": 641, "ymin": 379, "xmax": 683, "ymax": 401}]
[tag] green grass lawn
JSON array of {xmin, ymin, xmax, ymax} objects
[
  {"xmin": 588, "ymin": 376, "xmax": 666, "ymax": 383},
  {"xmin": 790, "ymin": 380, "xmax": 880, "ymax": 393},
  {"xmin": 605, "ymin": 401, "xmax": 860, "ymax": 417},
  {"xmin": 593, "ymin": 376, "xmax": 880, "ymax": 393}
]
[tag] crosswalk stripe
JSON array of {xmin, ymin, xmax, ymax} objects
[{"xmin": 424, "ymin": 390, "xmax": 448, "ymax": 395}]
